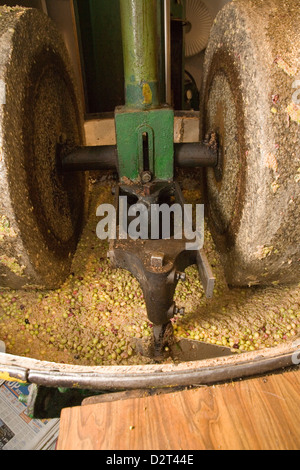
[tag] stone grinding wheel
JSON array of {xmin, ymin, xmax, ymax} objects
[
  {"xmin": 201, "ymin": 0, "xmax": 300, "ymax": 287},
  {"xmin": 0, "ymin": 7, "xmax": 88, "ymax": 289}
]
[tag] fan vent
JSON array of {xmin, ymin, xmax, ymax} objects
[{"xmin": 185, "ymin": 0, "xmax": 213, "ymax": 57}]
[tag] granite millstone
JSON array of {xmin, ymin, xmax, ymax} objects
[
  {"xmin": 0, "ymin": 6, "xmax": 88, "ymax": 289},
  {"xmin": 201, "ymin": 0, "xmax": 300, "ymax": 287}
]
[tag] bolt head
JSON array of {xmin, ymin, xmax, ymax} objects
[
  {"xmin": 174, "ymin": 306, "xmax": 185, "ymax": 316},
  {"xmin": 176, "ymin": 272, "xmax": 186, "ymax": 281},
  {"xmin": 141, "ymin": 171, "xmax": 152, "ymax": 184},
  {"xmin": 151, "ymin": 252, "xmax": 164, "ymax": 268}
]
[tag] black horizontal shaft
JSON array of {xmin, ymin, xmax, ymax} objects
[
  {"xmin": 61, "ymin": 142, "xmax": 218, "ymax": 172},
  {"xmin": 61, "ymin": 145, "xmax": 118, "ymax": 171},
  {"xmin": 174, "ymin": 143, "xmax": 218, "ymax": 168}
]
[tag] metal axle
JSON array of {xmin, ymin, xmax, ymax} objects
[{"xmin": 61, "ymin": 142, "xmax": 218, "ymax": 172}]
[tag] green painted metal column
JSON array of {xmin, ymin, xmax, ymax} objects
[
  {"xmin": 120, "ymin": 0, "xmax": 159, "ymax": 108},
  {"xmin": 116, "ymin": 0, "xmax": 174, "ymax": 182}
]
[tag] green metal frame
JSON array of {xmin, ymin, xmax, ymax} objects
[
  {"xmin": 115, "ymin": 106, "xmax": 174, "ymax": 181},
  {"xmin": 116, "ymin": 0, "xmax": 174, "ymax": 182}
]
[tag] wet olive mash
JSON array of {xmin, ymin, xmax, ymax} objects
[{"xmin": 0, "ymin": 177, "xmax": 299, "ymax": 366}]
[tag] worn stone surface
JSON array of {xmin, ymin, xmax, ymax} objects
[
  {"xmin": 0, "ymin": 7, "xmax": 88, "ymax": 289},
  {"xmin": 201, "ymin": 0, "xmax": 300, "ymax": 286}
]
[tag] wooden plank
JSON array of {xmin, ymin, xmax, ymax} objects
[
  {"xmin": 84, "ymin": 113, "xmax": 200, "ymax": 147},
  {"xmin": 57, "ymin": 370, "xmax": 300, "ymax": 450},
  {"xmin": 84, "ymin": 117, "xmax": 117, "ymax": 147}
]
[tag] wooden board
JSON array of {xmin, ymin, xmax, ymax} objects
[
  {"xmin": 57, "ymin": 369, "xmax": 300, "ymax": 450},
  {"xmin": 84, "ymin": 113, "xmax": 200, "ymax": 147}
]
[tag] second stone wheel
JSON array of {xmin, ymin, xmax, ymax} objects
[
  {"xmin": 201, "ymin": 0, "xmax": 300, "ymax": 287},
  {"xmin": 0, "ymin": 7, "xmax": 88, "ymax": 289}
]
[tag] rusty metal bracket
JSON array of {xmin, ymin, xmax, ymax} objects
[{"xmin": 108, "ymin": 181, "xmax": 215, "ymax": 357}]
